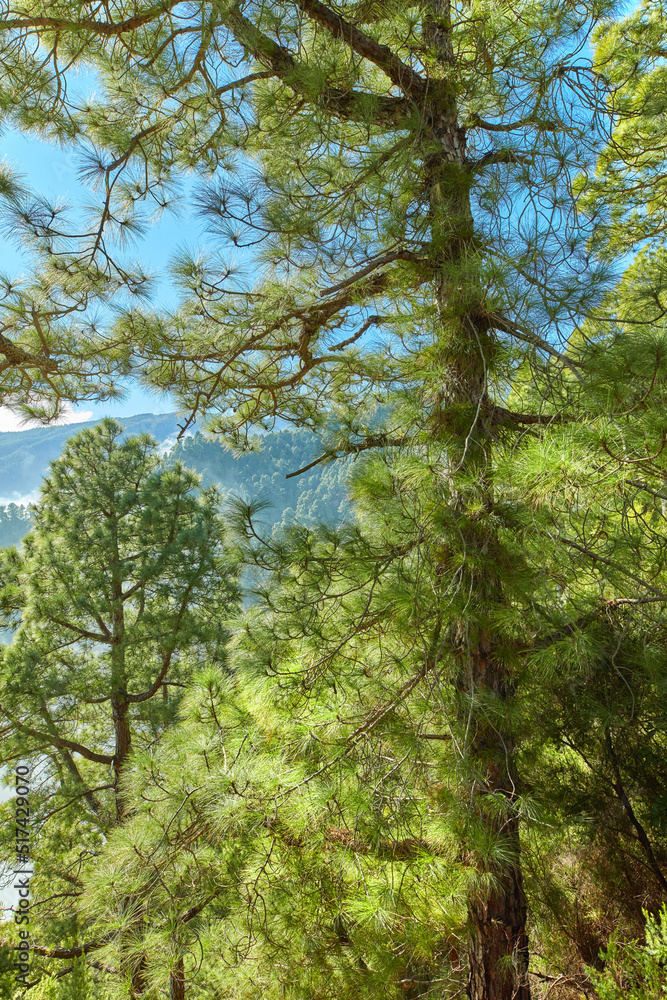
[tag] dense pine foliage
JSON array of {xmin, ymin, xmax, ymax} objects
[{"xmin": 1, "ymin": 0, "xmax": 667, "ymax": 998}]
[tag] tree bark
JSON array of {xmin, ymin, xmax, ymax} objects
[
  {"xmin": 465, "ymin": 644, "xmax": 530, "ymax": 1000},
  {"xmin": 111, "ymin": 533, "xmax": 131, "ymax": 821},
  {"xmin": 111, "ymin": 690, "xmax": 132, "ymax": 821},
  {"xmin": 170, "ymin": 956, "xmax": 186, "ymax": 1000},
  {"xmin": 468, "ymin": 833, "xmax": 530, "ymax": 1000},
  {"xmin": 423, "ymin": 0, "xmax": 532, "ymax": 993}
]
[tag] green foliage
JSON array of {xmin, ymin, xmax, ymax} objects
[
  {"xmin": 588, "ymin": 907, "xmax": 667, "ymax": 1000},
  {"xmin": 578, "ymin": 0, "xmax": 667, "ymax": 258},
  {"xmin": 77, "ymin": 649, "xmax": 475, "ymax": 1000},
  {"xmin": 0, "ymin": 418, "xmax": 239, "ymax": 993},
  {"xmin": 2, "ymin": 0, "xmax": 667, "ymax": 998},
  {"xmin": 0, "ymin": 0, "xmax": 616, "ymax": 429},
  {"xmin": 27, "ymin": 958, "xmax": 103, "ymax": 1000},
  {"xmin": 0, "ymin": 941, "xmax": 15, "ymax": 1000}
]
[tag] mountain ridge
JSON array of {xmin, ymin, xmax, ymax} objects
[
  {"xmin": 0, "ymin": 413, "xmax": 350, "ymax": 548},
  {"xmin": 0, "ymin": 412, "xmax": 184, "ymax": 503}
]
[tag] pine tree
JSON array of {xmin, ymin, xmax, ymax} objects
[
  {"xmin": 2, "ymin": 1, "xmax": 667, "ymax": 998},
  {"xmin": 0, "ymin": 419, "xmax": 239, "ymax": 994}
]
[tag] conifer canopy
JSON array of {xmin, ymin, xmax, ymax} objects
[{"xmin": 1, "ymin": 1, "xmax": 667, "ymax": 999}]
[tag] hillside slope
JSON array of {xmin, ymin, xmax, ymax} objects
[
  {"xmin": 0, "ymin": 417, "xmax": 350, "ymax": 547},
  {"xmin": 0, "ymin": 412, "xmax": 183, "ymax": 503}
]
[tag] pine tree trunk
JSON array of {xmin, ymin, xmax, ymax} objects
[
  {"xmin": 170, "ymin": 956, "xmax": 185, "ymax": 1000},
  {"xmin": 468, "ymin": 850, "xmax": 530, "ymax": 1000},
  {"xmin": 111, "ymin": 565, "xmax": 131, "ymax": 821},
  {"xmin": 422, "ymin": 1, "xmax": 532, "ymax": 993},
  {"xmin": 465, "ymin": 642, "xmax": 530, "ymax": 1000},
  {"xmin": 111, "ymin": 690, "xmax": 132, "ymax": 821}
]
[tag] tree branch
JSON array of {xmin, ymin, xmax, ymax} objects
[
  {"xmin": 605, "ymin": 729, "xmax": 667, "ymax": 895},
  {"xmin": 557, "ymin": 536, "xmax": 667, "ymax": 598},
  {"xmin": 31, "ymin": 938, "xmax": 109, "ymax": 960},
  {"xmin": 224, "ymin": 9, "xmax": 412, "ymax": 129},
  {"xmin": 346, "ymin": 658, "xmax": 431, "ymax": 744},
  {"xmin": 50, "ymin": 617, "xmax": 111, "ymax": 644},
  {"xmin": 488, "ymin": 312, "xmax": 583, "ymax": 377},
  {"xmin": 126, "ymin": 649, "xmax": 173, "ymax": 703},
  {"xmin": 265, "ymin": 817, "xmax": 446, "ymax": 859},
  {"xmin": 317, "ymin": 250, "xmax": 423, "ymax": 297},
  {"xmin": 214, "ymin": 70, "xmax": 273, "ymax": 96},
  {"xmin": 468, "ymin": 149, "xmax": 531, "ymax": 172},
  {"xmin": 470, "ymin": 113, "xmax": 558, "ymax": 133},
  {"xmin": 52, "ymin": 747, "xmax": 103, "ymax": 815},
  {"xmin": 489, "ymin": 405, "xmax": 572, "ymax": 426},
  {"xmin": 179, "ymin": 891, "xmax": 222, "ymax": 924},
  {"xmin": 42, "ymin": 785, "xmax": 114, "ymax": 822},
  {"xmin": 293, "ymin": 0, "xmax": 427, "ymax": 100},
  {"xmin": 0, "ymin": 706, "xmax": 114, "ymax": 765},
  {"xmin": 0, "ymin": 4, "xmax": 175, "ymax": 36},
  {"xmin": 0, "ymin": 332, "xmax": 57, "ymax": 373},
  {"xmin": 285, "ymin": 433, "xmax": 406, "ymax": 478}
]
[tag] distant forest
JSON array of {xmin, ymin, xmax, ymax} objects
[{"xmin": 0, "ymin": 418, "xmax": 349, "ymax": 548}]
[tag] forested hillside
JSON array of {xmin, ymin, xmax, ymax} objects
[
  {"xmin": 0, "ymin": 506, "xmax": 32, "ymax": 550},
  {"xmin": 0, "ymin": 420, "xmax": 349, "ymax": 547},
  {"xmin": 1, "ymin": 0, "xmax": 667, "ymax": 999},
  {"xmin": 169, "ymin": 429, "xmax": 350, "ymax": 528},
  {"xmin": 0, "ymin": 414, "xmax": 182, "ymax": 504}
]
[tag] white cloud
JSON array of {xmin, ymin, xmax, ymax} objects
[
  {"xmin": 0, "ymin": 402, "xmax": 94, "ymax": 433},
  {"xmin": 0, "ymin": 490, "xmax": 39, "ymax": 507},
  {"xmin": 157, "ymin": 429, "xmax": 194, "ymax": 457}
]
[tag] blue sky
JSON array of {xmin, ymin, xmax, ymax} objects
[{"xmin": 0, "ymin": 126, "xmax": 202, "ymax": 431}]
